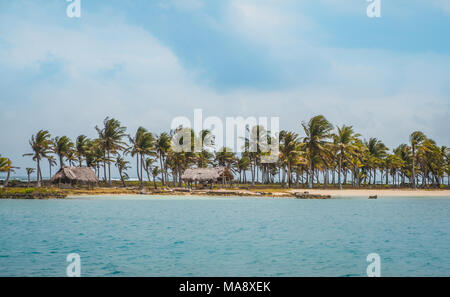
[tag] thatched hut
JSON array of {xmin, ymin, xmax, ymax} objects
[
  {"xmin": 51, "ymin": 166, "xmax": 98, "ymax": 187},
  {"xmin": 181, "ymin": 167, "xmax": 233, "ymax": 188}
]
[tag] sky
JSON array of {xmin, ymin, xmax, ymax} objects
[{"xmin": 0, "ymin": 0, "xmax": 449, "ymax": 178}]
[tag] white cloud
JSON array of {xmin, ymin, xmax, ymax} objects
[
  {"xmin": 1, "ymin": 23, "xmax": 185, "ymax": 83},
  {"xmin": 433, "ymin": 0, "xmax": 450, "ymax": 13},
  {"xmin": 0, "ymin": 1, "xmax": 449, "ymax": 178},
  {"xmin": 226, "ymin": 0, "xmax": 317, "ymax": 45}
]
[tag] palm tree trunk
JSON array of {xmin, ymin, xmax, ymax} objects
[
  {"xmin": 256, "ymin": 165, "xmax": 259, "ymax": 183},
  {"xmin": 287, "ymin": 161, "xmax": 291, "ymax": 188},
  {"xmin": 412, "ymin": 148, "xmax": 416, "ymax": 189},
  {"xmin": 4, "ymin": 170, "xmax": 10, "ymax": 187},
  {"xmin": 120, "ymin": 171, "xmax": 126, "ymax": 187},
  {"xmin": 308, "ymin": 160, "xmax": 313, "ymax": 189},
  {"xmin": 107, "ymin": 150, "xmax": 112, "ymax": 186},
  {"xmin": 251, "ymin": 160, "xmax": 255, "ymax": 187},
  {"xmin": 338, "ymin": 153, "xmax": 342, "ymax": 190},
  {"xmin": 136, "ymin": 155, "xmax": 140, "ymax": 182},
  {"xmin": 37, "ymin": 159, "xmax": 41, "ymax": 187},
  {"xmin": 103, "ymin": 153, "xmax": 107, "ymax": 184},
  {"xmin": 159, "ymin": 153, "xmax": 165, "ymax": 186},
  {"xmin": 139, "ymin": 154, "xmax": 144, "ymax": 189}
]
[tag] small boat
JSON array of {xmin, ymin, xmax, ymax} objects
[{"xmin": 369, "ymin": 195, "xmax": 378, "ymax": 199}]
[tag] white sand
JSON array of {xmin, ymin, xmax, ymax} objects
[{"xmin": 289, "ymin": 189, "xmax": 450, "ymax": 197}]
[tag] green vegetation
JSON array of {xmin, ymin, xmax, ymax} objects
[
  {"xmin": 0, "ymin": 154, "xmax": 19, "ymax": 187},
  {"xmin": 22, "ymin": 130, "xmax": 52, "ymax": 187},
  {"xmin": 0, "ymin": 187, "xmax": 65, "ymax": 199},
  {"xmin": 1, "ymin": 115, "xmax": 449, "ymax": 191}
]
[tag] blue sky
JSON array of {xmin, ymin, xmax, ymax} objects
[{"xmin": 0, "ymin": 0, "xmax": 449, "ymax": 177}]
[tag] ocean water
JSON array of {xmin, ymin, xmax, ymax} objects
[{"xmin": 0, "ymin": 195, "xmax": 449, "ymax": 277}]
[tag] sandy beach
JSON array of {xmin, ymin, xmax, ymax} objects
[
  {"xmin": 82, "ymin": 187, "xmax": 450, "ymax": 198},
  {"xmin": 287, "ymin": 189, "xmax": 450, "ymax": 197},
  {"xmin": 2, "ymin": 186, "xmax": 450, "ymax": 199}
]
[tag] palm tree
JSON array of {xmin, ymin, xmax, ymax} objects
[
  {"xmin": 0, "ymin": 156, "xmax": 8, "ymax": 185},
  {"xmin": 415, "ymin": 138, "xmax": 443, "ymax": 187},
  {"xmin": 347, "ymin": 138, "xmax": 367, "ymax": 188},
  {"xmin": 197, "ymin": 129, "xmax": 215, "ymax": 151},
  {"xmin": 67, "ymin": 149, "xmax": 78, "ymax": 166},
  {"xmin": 279, "ymin": 131, "xmax": 301, "ymax": 188},
  {"xmin": 155, "ymin": 133, "xmax": 171, "ymax": 186},
  {"xmin": 214, "ymin": 147, "xmax": 236, "ymax": 187},
  {"xmin": 444, "ymin": 146, "xmax": 450, "ymax": 188},
  {"xmin": 237, "ymin": 155, "xmax": 251, "ymax": 183},
  {"xmin": 83, "ymin": 139, "xmax": 104, "ymax": 178},
  {"xmin": 365, "ymin": 138, "xmax": 388, "ymax": 186},
  {"xmin": 196, "ymin": 129, "xmax": 214, "ymax": 168},
  {"xmin": 143, "ymin": 157, "xmax": 156, "ymax": 183},
  {"xmin": 96, "ymin": 117, "xmax": 127, "ymax": 186},
  {"xmin": 129, "ymin": 127, "xmax": 145, "ymax": 183},
  {"xmin": 52, "ymin": 136, "xmax": 74, "ymax": 169},
  {"xmin": 384, "ymin": 153, "xmax": 404, "ymax": 187},
  {"xmin": 128, "ymin": 127, "xmax": 155, "ymax": 189},
  {"xmin": 115, "ymin": 155, "xmax": 130, "ymax": 187},
  {"xmin": 47, "ymin": 156, "xmax": 57, "ymax": 179},
  {"xmin": 23, "ymin": 130, "xmax": 52, "ymax": 187},
  {"xmin": 334, "ymin": 125, "xmax": 361, "ymax": 189},
  {"xmin": 410, "ymin": 131, "xmax": 426, "ymax": 189},
  {"xmin": 215, "ymin": 147, "xmax": 236, "ymax": 168},
  {"xmin": 0, "ymin": 156, "xmax": 18, "ymax": 187},
  {"xmin": 244, "ymin": 125, "xmax": 266, "ymax": 186},
  {"xmin": 301, "ymin": 115, "xmax": 334, "ymax": 188},
  {"xmin": 151, "ymin": 167, "xmax": 161, "ymax": 189},
  {"xmin": 393, "ymin": 144, "xmax": 411, "ymax": 186},
  {"xmin": 75, "ymin": 135, "xmax": 89, "ymax": 166},
  {"xmin": 197, "ymin": 150, "xmax": 214, "ymax": 168},
  {"xmin": 26, "ymin": 168, "xmax": 35, "ymax": 187}
]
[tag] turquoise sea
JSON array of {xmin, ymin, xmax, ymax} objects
[{"xmin": 0, "ymin": 195, "xmax": 449, "ymax": 277}]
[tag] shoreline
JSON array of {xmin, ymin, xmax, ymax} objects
[
  {"xmin": 57, "ymin": 187, "xmax": 450, "ymax": 199},
  {"xmin": 2, "ymin": 187, "xmax": 450, "ymax": 199},
  {"xmin": 286, "ymin": 189, "xmax": 450, "ymax": 197}
]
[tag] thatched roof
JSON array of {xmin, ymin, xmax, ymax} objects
[
  {"xmin": 51, "ymin": 166, "xmax": 99, "ymax": 183},
  {"xmin": 181, "ymin": 167, "xmax": 232, "ymax": 182}
]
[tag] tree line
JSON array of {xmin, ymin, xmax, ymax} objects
[{"xmin": 1, "ymin": 115, "xmax": 448, "ymax": 189}]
